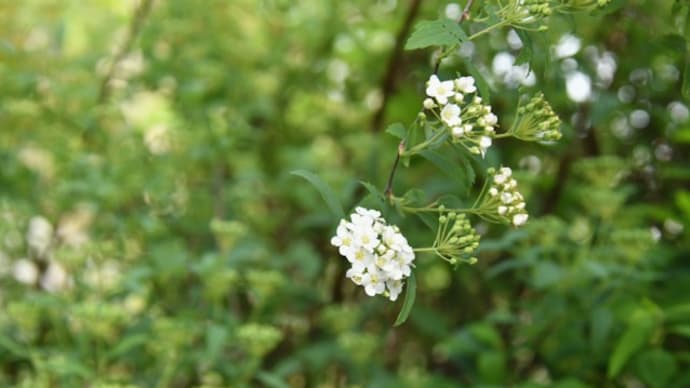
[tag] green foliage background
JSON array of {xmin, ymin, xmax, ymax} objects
[{"xmin": 1, "ymin": 0, "xmax": 689, "ymax": 386}]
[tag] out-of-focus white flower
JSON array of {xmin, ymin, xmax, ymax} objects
[
  {"xmin": 507, "ymin": 29, "xmax": 523, "ymax": 50},
  {"xmin": 13, "ymin": 259, "xmax": 38, "ymax": 285},
  {"xmin": 41, "ymin": 261, "xmax": 70, "ymax": 293},
  {"xmin": 426, "ymin": 74, "xmax": 455, "ymax": 105},
  {"xmin": 492, "ymin": 52, "xmax": 537, "ymax": 88},
  {"xmin": 668, "ymin": 101, "xmax": 689, "ymax": 123},
  {"xmin": 144, "ymin": 124, "xmax": 172, "ymax": 155},
  {"xmin": 555, "ymin": 34, "xmax": 581, "ymax": 59},
  {"xmin": 566, "ymin": 71, "xmax": 592, "ymax": 103},
  {"xmin": 27, "ymin": 216, "xmax": 53, "ymax": 257},
  {"xmin": 455, "ymin": 76, "xmax": 477, "ymax": 94},
  {"xmin": 445, "ymin": 3, "xmax": 462, "ymax": 20},
  {"xmin": 440, "ymin": 104, "xmax": 462, "ymax": 126},
  {"xmin": 423, "ymin": 98, "xmax": 436, "ymax": 110},
  {"xmin": 629, "ymin": 110, "xmax": 650, "ymax": 129},
  {"xmin": 0, "ymin": 251, "xmax": 9, "ymax": 277},
  {"xmin": 664, "ymin": 219, "xmax": 684, "ymax": 236},
  {"xmin": 331, "ymin": 207, "xmax": 415, "ymax": 301}
]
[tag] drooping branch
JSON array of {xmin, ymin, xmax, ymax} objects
[
  {"xmin": 97, "ymin": 0, "xmax": 155, "ymax": 103},
  {"xmin": 370, "ymin": 0, "xmax": 423, "ymax": 133}
]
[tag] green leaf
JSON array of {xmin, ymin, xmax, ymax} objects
[
  {"xmin": 0, "ymin": 335, "xmax": 28, "ymax": 358},
  {"xmin": 464, "ymin": 59, "xmax": 490, "ymax": 101},
  {"xmin": 681, "ymin": 49, "xmax": 690, "ymax": 99},
  {"xmin": 360, "ymin": 181, "xmax": 385, "ymax": 201},
  {"xmin": 635, "ymin": 349, "xmax": 677, "ymax": 388},
  {"xmin": 665, "ymin": 302, "xmax": 690, "ymax": 323},
  {"xmin": 607, "ymin": 308, "xmax": 658, "ymax": 378},
  {"xmin": 256, "ymin": 371, "xmax": 290, "ymax": 388},
  {"xmin": 405, "ymin": 19, "xmax": 467, "ymax": 50},
  {"xmin": 514, "ymin": 30, "xmax": 533, "ymax": 66},
  {"xmin": 478, "ymin": 350, "xmax": 506, "ymax": 384},
  {"xmin": 291, "ymin": 170, "xmax": 345, "ymax": 219},
  {"xmin": 394, "ymin": 272, "xmax": 417, "ymax": 326},
  {"xmin": 385, "ymin": 122, "xmax": 407, "ymax": 140},
  {"xmin": 107, "ymin": 334, "xmax": 149, "ymax": 360}
]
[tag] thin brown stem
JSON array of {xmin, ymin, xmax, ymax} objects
[
  {"xmin": 384, "ymin": 140, "xmax": 405, "ymax": 198},
  {"xmin": 97, "ymin": 0, "xmax": 154, "ymax": 103},
  {"xmin": 433, "ymin": 0, "xmax": 476, "ymax": 74},
  {"xmin": 370, "ymin": 0, "xmax": 423, "ymax": 133}
]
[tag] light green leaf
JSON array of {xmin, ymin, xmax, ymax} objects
[
  {"xmin": 394, "ymin": 272, "xmax": 416, "ymax": 326},
  {"xmin": 405, "ymin": 19, "xmax": 467, "ymax": 50},
  {"xmin": 291, "ymin": 170, "xmax": 345, "ymax": 219},
  {"xmin": 684, "ymin": 49, "xmax": 690, "ymax": 100},
  {"xmin": 608, "ymin": 308, "xmax": 658, "ymax": 378},
  {"xmin": 256, "ymin": 371, "xmax": 290, "ymax": 388},
  {"xmin": 385, "ymin": 122, "xmax": 406, "ymax": 140}
]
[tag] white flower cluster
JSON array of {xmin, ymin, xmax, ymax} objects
[
  {"xmin": 331, "ymin": 207, "xmax": 415, "ymax": 301},
  {"xmin": 486, "ymin": 167, "xmax": 529, "ymax": 226},
  {"xmin": 423, "ymin": 74, "xmax": 497, "ymax": 157}
]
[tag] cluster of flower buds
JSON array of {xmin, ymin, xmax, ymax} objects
[
  {"xmin": 521, "ymin": 0, "xmax": 553, "ymax": 17},
  {"xmin": 331, "ymin": 207, "xmax": 415, "ymax": 301},
  {"xmin": 567, "ymin": 0, "xmax": 611, "ymax": 10},
  {"xmin": 434, "ymin": 210, "xmax": 480, "ymax": 265},
  {"xmin": 480, "ymin": 167, "xmax": 529, "ymax": 227},
  {"xmin": 423, "ymin": 74, "xmax": 497, "ymax": 157},
  {"xmin": 509, "ymin": 93, "xmax": 562, "ymax": 142}
]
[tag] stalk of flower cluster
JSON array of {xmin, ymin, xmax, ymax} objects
[{"xmin": 508, "ymin": 92, "xmax": 562, "ymax": 142}]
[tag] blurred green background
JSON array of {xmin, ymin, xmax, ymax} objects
[{"xmin": 1, "ymin": 0, "xmax": 689, "ymax": 386}]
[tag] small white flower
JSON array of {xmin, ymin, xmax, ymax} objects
[
  {"xmin": 455, "ymin": 76, "xmax": 477, "ymax": 93},
  {"xmin": 513, "ymin": 213, "xmax": 529, "ymax": 226},
  {"xmin": 498, "ymin": 206, "xmax": 507, "ymax": 215},
  {"xmin": 489, "ymin": 187, "xmax": 498, "ymax": 196},
  {"xmin": 501, "ymin": 192, "xmax": 514, "ymax": 204},
  {"xmin": 479, "ymin": 136, "xmax": 492, "ymax": 157},
  {"xmin": 426, "ymin": 74, "xmax": 455, "ymax": 105},
  {"xmin": 452, "ymin": 126, "xmax": 465, "ymax": 137},
  {"xmin": 440, "ymin": 104, "xmax": 462, "ymax": 126},
  {"xmin": 454, "ymin": 93, "xmax": 465, "ymax": 103},
  {"xmin": 362, "ymin": 271, "xmax": 386, "ymax": 296},
  {"xmin": 386, "ymin": 279, "xmax": 403, "ymax": 301},
  {"xmin": 355, "ymin": 206, "xmax": 381, "ymax": 219},
  {"xmin": 484, "ymin": 113, "xmax": 498, "ymax": 126},
  {"xmin": 423, "ymin": 98, "xmax": 436, "ymax": 109}
]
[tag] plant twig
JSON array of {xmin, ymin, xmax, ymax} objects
[
  {"xmin": 433, "ymin": 0, "xmax": 476, "ymax": 74},
  {"xmin": 370, "ymin": 0, "xmax": 423, "ymax": 133},
  {"xmin": 384, "ymin": 141, "xmax": 405, "ymax": 198},
  {"xmin": 97, "ymin": 0, "xmax": 154, "ymax": 103}
]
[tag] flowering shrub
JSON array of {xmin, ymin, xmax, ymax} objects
[{"xmin": 1, "ymin": 0, "xmax": 689, "ymax": 386}]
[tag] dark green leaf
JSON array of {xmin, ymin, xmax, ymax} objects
[
  {"xmin": 405, "ymin": 19, "xmax": 467, "ymax": 50},
  {"xmin": 394, "ymin": 272, "xmax": 416, "ymax": 326},
  {"xmin": 360, "ymin": 181, "xmax": 385, "ymax": 201},
  {"xmin": 291, "ymin": 170, "xmax": 345, "ymax": 219},
  {"xmin": 635, "ymin": 349, "xmax": 677, "ymax": 388},
  {"xmin": 514, "ymin": 30, "xmax": 533, "ymax": 66}
]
